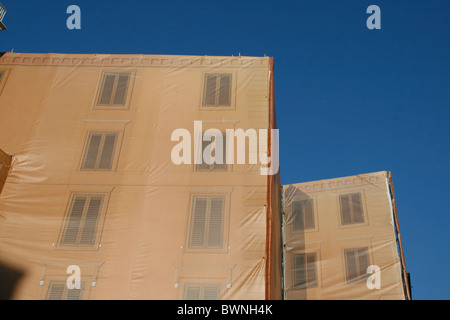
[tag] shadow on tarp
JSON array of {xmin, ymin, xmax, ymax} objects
[{"xmin": 0, "ymin": 261, "xmax": 23, "ymax": 300}]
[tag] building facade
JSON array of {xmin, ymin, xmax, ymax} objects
[
  {"xmin": 0, "ymin": 52, "xmax": 282, "ymax": 300},
  {"xmin": 283, "ymin": 171, "xmax": 411, "ymax": 300}
]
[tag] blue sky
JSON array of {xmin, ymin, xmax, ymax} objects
[{"xmin": 1, "ymin": 0, "xmax": 449, "ymax": 300}]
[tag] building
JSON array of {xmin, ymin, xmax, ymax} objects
[
  {"xmin": 0, "ymin": 3, "xmax": 6, "ymax": 31},
  {"xmin": 283, "ymin": 171, "xmax": 411, "ymax": 300},
  {"xmin": 0, "ymin": 52, "xmax": 282, "ymax": 300},
  {"xmin": 0, "ymin": 52, "xmax": 409, "ymax": 300}
]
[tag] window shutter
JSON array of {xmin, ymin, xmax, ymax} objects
[
  {"xmin": 112, "ymin": 73, "xmax": 130, "ymax": 105},
  {"xmin": 0, "ymin": 70, "xmax": 4, "ymax": 83},
  {"xmin": 306, "ymin": 253, "xmax": 318, "ymax": 287},
  {"xmin": 345, "ymin": 247, "xmax": 370, "ymax": 283},
  {"xmin": 203, "ymin": 74, "xmax": 217, "ymax": 106},
  {"xmin": 189, "ymin": 197, "xmax": 207, "ymax": 248},
  {"xmin": 98, "ymin": 73, "xmax": 116, "ymax": 105},
  {"xmin": 98, "ymin": 134, "xmax": 117, "ymax": 170},
  {"xmin": 207, "ymin": 197, "xmax": 224, "ymax": 248},
  {"xmin": 294, "ymin": 254, "xmax": 306, "ymax": 288},
  {"xmin": 79, "ymin": 196, "xmax": 103, "ymax": 246},
  {"xmin": 293, "ymin": 199, "xmax": 314, "ymax": 230},
  {"xmin": 203, "ymin": 285, "xmax": 219, "ymax": 300},
  {"xmin": 185, "ymin": 285, "xmax": 201, "ymax": 300},
  {"xmin": 340, "ymin": 194, "xmax": 352, "ymax": 225},
  {"xmin": 62, "ymin": 196, "xmax": 87, "ymax": 245},
  {"xmin": 82, "ymin": 132, "xmax": 118, "ymax": 171},
  {"xmin": 218, "ymin": 74, "xmax": 231, "ymax": 106},
  {"xmin": 46, "ymin": 282, "xmax": 65, "ymax": 300},
  {"xmin": 357, "ymin": 247, "xmax": 370, "ymax": 278},
  {"xmin": 352, "ymin": 193, "xmax": 364, "ymax": 223},
  {"xmin": 66, "ymin": 287, "xmax": 83, "ymax": 300},
  {"xmin": 82, "ymin": 134, "xmax": 102, "ymax": 170}
]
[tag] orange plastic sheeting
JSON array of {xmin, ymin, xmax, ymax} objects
[
  {"xmin": 0, "ymin": 53, "xmax": 281, "ymax": 300},
  {"xmin": 283, "ymin": 171, "xmax": 409, "ymax": 300}
]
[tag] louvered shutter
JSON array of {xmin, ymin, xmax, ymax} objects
[
  {"xmin": 218, "ymin": 74, "xmax": 231, "ymax": 106},
  {"xmin": 62, "ymin": 196, "xmax": 87, "ymax": 245},
  {"xmin": 185, "ymin": 285, "xmax": 201, "ymax": 300},
  {"xmin": 293, "ymin": 201, "xmax": 304, "ymax": 230},
  {"xmin": 98, "ymin": 134, "xmax": 117, "ymax": 170},
  {"xmin": 293, "ymin": 199, "xmax": 314, "ymax": 230},
  {"xmin": 357, "ymin": 247, "xmax": 370, "ymax": 279},
  {"xmin": 82, "ymin": 134, "xmax": 102, "ymax": 170},
  {"xmin": 345, "ymin": 249, "xmax": 358, "ymax": 283},
  {"xmin": 46, "ymin": 282, "xmax": 65, "ymax": 300},
  {"xmin": 203, "ymin": 74, "xmax": 217, "ymax": 106},
  {"xmin": 98, "ymin": 73, "xmax": 116, "ymax": 105},
  {"xmin": 189, "ymin": 197, "xmax": 207, "ymax": 248},
  {"xmin": 306, "ymin": 253, "xmax": 318, "ymax": 287},
  {"xmin": 79, "ymin": 196, "xmax": 103, "ymax": 246},
  {"xmin": 352, "ymin": 193, "xmax": 364, "ymax": 223},
  {"xmin": 203, "ymin": 285, "xmax": 219, "ymax": 300},
  {"xmin": 112, "ymin": 73, "xmax": 130, "ymax": 105},
  {"xmin": 294, "ymin": 254, "xmax": 306, "ymax": 288},
  {"xmin": 207, "ymin": 197, "xmax": 224, "ymax": 248},
  {"xmin": 340, "ymin": 194, "xmax": 352, "ymax": 225}
]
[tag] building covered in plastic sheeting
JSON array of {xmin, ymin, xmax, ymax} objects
[
  {"xmin": 0, "ymin": 52, "xmax": 282, "ymax": 300},
  {"xmin": 282, "ymin": 171, "xmax": 411, "ymax": 300}
]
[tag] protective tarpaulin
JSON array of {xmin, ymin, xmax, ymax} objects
[
  {"xmin": 0, "ymin": 52, "xmax": 282, "ymax": 300},
  {"xmin": 282, "ymin": 171, "xmax": 410, "ymax": 300}
]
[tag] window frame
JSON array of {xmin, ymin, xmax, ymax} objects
[
  {"xmin": 185, "ymin": 193, "xmax": 230, "ymax": 253},
  {"xmin": 45, "ymin": 280, "xmax": 86, "ymax": 300},
  {"xmin": 344, "ymin": 247, "xmax": 371, "ymax": 284},
  {"xmin": 80, "ymin": 131, "xmax": 119, "ymax": 171},
  {"xmin": 93, "ymin": 70, "xmax": 135, "ymax": 110},
  {"xmin": 292, "ymin": 198, "xmax": 315, "ymax": 231},
  {"xmin": 183, "ymin": 283, "xmax": 221, "ymax": 300},
  {"xmin": 338, "ymin": 192, "xmax": 366, "ymax": 226},
  {"xmin": 199, "ymin": 71, "xmax": 237, "ymax": 111},
  {"xmin": 195, "ymin": 131, "xmax": 229, "ymax": 172},
  {"xmin": 293, "ymin": 252, "xmax": 319, "ymax": 289},
  {"xmin": 56, "ymin": 190, "xmax": 111, "ymax": 251}
]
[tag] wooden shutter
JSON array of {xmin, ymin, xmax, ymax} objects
[
  {"xmin": 62, "ymin": 196, "xmax": 87, "ymax": 245},
  {"xmin": 195, "ymin": 133, "xmax": 227, "ymax": 172},
  {"xmin": 345, "ymin": 247, "xmax": 370, "ymax": 283},
  {"xmin": 97, "ymin": 72, "xmax": 131, "ymax": 106},
  {"xmin": 207, "ymin": 197, "xmax": 224, "ymax": 248},
  {"xmin": 189, "ymin": 197, "xmax": 207, "ymax": 248},
  {"xmin": 46, "ymin": 281, "xmax": 84, "ymax": 300},
  {"xmin": 203, "ymin": 285, "xmax": 220, "ymax": 300},
  {"xmin": 203, "ymin": 74, "xmax": 217, "ymax": 106},
  {"xmin": 189, "ymin": 195, "xmax": 225, "ymax": 249},
  {"xmin": 46, "ymin": 282, "xmax": 65, "ymax": 300},
  {"xmin": 202, "ymin": 74, "xmax": 232, "ymax": 106},
  {"xmin": 293, "ymin": 199, "xmax": 314, "ymax": 230},
  {"xmin": 184, "ymin": 284, "xmax": 219, "ymax": 300},
  {"xmin": 82, "ymin": 132, "xmax": 118, "ymax": 171},
  {"xmin": 340, "ymin": 193, "xmax": 364, "ymax": 225},
  {"xmin": 294, "ymin": 253, "xmax": 318, "ymax": 288},
  {"xmin": 61, "ymin": 194, "xmax": 104, "ymax": 247}
]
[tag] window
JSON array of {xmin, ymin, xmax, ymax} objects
[
  {"xmin": 195, "ymin": 132, "xmax": 228, "ymax": 172},
  {"xmin": 292, "ymin": 199, "xmax": 314, "ymax": 230},
  {"xmin": 184, "ymin": 283, "xmax": 220, "ymax": 300},
  {"xmin": 202, "ymin": 73, "xmax": 232, "ymax": 107},
  {"xmin": 293, "ymin": 253, "xmax": 318, "ymax": 288},
  {"xmin": 81, "ymin": 132, "xmax": 118, "ymax": 171},
  {"xmin": 339, "ymin": 192, "xmax": 364, "ymax": 225},
  {"xmin": 46, "ymin": 281, "xmax": 86, "ymax": 300},
  {"xmin": 344, "ymin": 247, "xmax": 370, "ymax": 284},
  {"xmin": 60, "ymin": 194, "xmax": 104, "ymax": 247},
  {"xmin": 188, "ymin": 195, "xmax": 225, "ymax": 249},
  {"xmin": 97, "ymin": 72, "xmax": 131, "ymax": 106}
]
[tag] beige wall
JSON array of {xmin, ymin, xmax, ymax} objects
[
  {"xmin": 0, "ymin": 53, "xmax": 280, "ymax": 299},
  {"xmin": 283, "ymin": 171, "xmax": 407, "ymax": 300}
]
